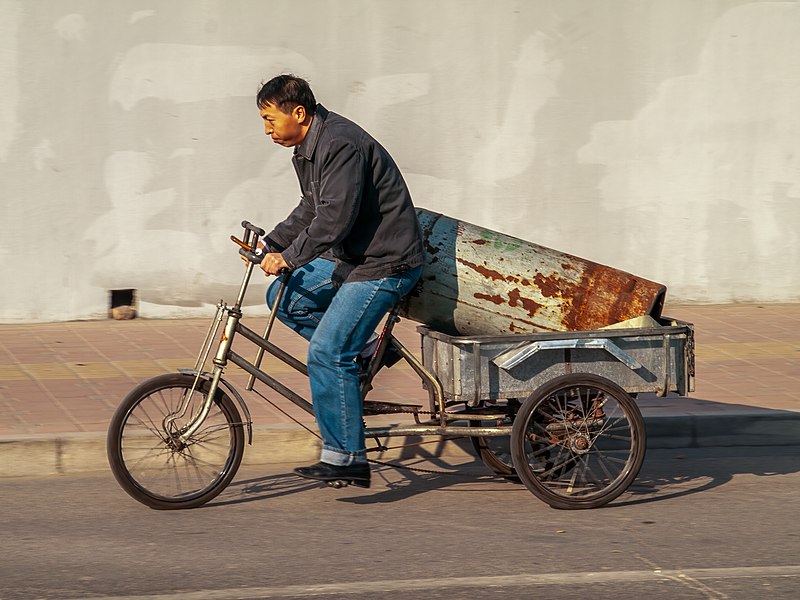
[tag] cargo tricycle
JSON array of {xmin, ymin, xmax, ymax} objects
[{"xmin": 107, "ymin": 220, "xmax": 695, "ymax": 510}]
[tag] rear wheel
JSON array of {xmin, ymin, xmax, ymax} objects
[
  {"xmin": 469, "ymin": 400, "xmax": 520, "ymax": 480},
  {"xmin": 511, "ymin": 374, "xmax": 645, "ymax": 510},
  {"xmin": 107, "ymin": 373, "xmax": 245, "ymax": 510}
]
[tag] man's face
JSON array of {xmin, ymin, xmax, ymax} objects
[{"xmin": 260, "ymin": 103, "xmax": 307, "ymax": 147}]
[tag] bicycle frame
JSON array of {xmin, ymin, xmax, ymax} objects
[{"xmin": 169, "ymin": 225, "xmax": 513, "ymax": 451}]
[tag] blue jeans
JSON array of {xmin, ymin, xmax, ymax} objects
[{"xmin": 266, "ymin": 258, "xmax": 422, "ymax": 466}]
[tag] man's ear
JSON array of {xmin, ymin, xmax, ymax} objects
[{"xmin": 292, "ymin": 105, "xmax": 306, "ymax": 123}]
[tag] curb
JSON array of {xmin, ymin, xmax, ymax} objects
[
  {"xmin": 0, "ymin": 425, "xmax": 478, "ymax": 478},
  {"xmin": 2, "ymin": 412, "xmax": 799, "ymax": 478},
  {"xmin": 644, "ymin": 412, "xmax": 800, "ymax": 449}
]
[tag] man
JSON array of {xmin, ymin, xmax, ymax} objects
[{"xmin": 256, "ymin": 74, "xmax": 424, "ymax": 488}]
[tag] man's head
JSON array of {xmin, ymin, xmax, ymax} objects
[{"xmin": 257, "ymin": 74, "xmax": 316, "ymax": 148}]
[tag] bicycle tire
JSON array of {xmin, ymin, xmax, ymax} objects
[
  {"xmin": 511, "ymin": 374, "xmax": 646, "ymax": 510},
  {"xmin": 470, "ymin": 424, "xmax": 517, "ymax": 479},
  {"xmin": 469, "ymin": 400, "xmax": 521, "ymax": 481},
  {"xmin": 107, "ymin": 373, "xmax": 245, "ymax": 510}
]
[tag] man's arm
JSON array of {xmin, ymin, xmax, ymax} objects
[
  {"xmin": 266, "ymin": 195, "xmax": 315, "ymax": 251},
  {"xmin": 280, "ymin": 139, "xmax": 365, "ymax": 269}
]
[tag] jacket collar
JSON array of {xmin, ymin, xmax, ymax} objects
[{"xmin": 294, "ymin": 103, "xmax": 328, "ymax": 160}]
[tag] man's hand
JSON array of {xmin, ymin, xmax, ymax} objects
[{"xmin": 259, "ymin": 252, "xmax": 289, "ymax": 276}]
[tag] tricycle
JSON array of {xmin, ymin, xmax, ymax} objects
[{"xmin": 107, "ymin": 220, "xmax": 695, "ymax": 510}]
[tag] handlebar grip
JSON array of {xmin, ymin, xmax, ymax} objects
[
  {"xmin": 239, "ymin": 247, "xmax": 264, "ymax": 264},
  {"xmin": 241, "ymin": 220, "xmax": 266, "ymax": 237}
]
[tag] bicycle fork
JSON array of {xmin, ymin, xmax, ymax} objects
[
  {"xmin": 166, "ymin": 263, "xmax": 290, "ymax": 445},
  {"xmin": 164, "ymin": 261, "xmax": 259, "ymax": 443}
]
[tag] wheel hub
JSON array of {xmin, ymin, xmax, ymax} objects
[
  {"xmin": 569, "ymin": 434, "xmax": 591, "ymax": 454},
  {"xmin": 165, "ymin": 434, "xmax": 186, "ymax": 452}
]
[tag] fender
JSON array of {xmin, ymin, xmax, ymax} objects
[{"xmin": 178, "ymin": 368, "xmax": 253, "ymax": 444}]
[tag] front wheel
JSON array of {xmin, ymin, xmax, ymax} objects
[
  {"xmin": 107, "ymin": 373, "xmax": 245, "ymax": 510},
  {"xmin": 511, "ymin": 374, "xmax": 646, "ymax": 510}
]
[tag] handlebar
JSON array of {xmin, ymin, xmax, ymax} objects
[
  {"xmin": 232, "ymin": 221, "xmax": 290, "ymax": 274},
  {"xmin": 231, "ymin": 220, "xmax": 267, "ymax": 264},
  {"xmin": 241, "ymin": 220, "xmax": 265, "ymax": 237}
]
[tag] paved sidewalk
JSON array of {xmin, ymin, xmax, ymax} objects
[{"xmin": 0, "ymin": 303, "xmax": 798, "ymax": 476}]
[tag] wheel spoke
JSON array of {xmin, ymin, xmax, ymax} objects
[
  {"xmin": 131, "ymin": 403, "xmax": 170, "ymax": 443},
  {"xmin": 589, "ymin": 449, "xmax": 617, "ymax": 481},
  {"xmin": 123, "ymin": 441, "xmax": 178, "ymax": 473}
]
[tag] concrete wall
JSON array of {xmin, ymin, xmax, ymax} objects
[{"xmin": 1, "ymin": 0, "xmax": 798, "ymax": 322}]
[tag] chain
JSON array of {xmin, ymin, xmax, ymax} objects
[
  {"xmin": 251, "ymin": 388, "xmax": 322, "ymax": 440},
  {"xmin": 365, "ymin": 432, "xmax": 505, "ymax": 479},
  {"xmin": 367, "ymin": 455, "xmax": 492, "ymax": 478},
  {"xmin": 361, "ymin": 399, "xmax": 435, "ymax": 416},
  {"xmin": 367, "ymin": 436, "xmax": 500, "ymax": 478}
]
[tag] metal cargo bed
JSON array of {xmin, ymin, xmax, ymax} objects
[{"xmin": 418, "ymin": 317, "xmax": 695, "ymax": 406}]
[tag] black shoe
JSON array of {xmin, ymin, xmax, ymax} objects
[{"xmin": 293, "ymin": 461, "xmax": 371, "ymax": 488}]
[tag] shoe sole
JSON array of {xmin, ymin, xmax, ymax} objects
[{"xmin": 294, "ymin": 470, "xmax": 370, "ymax": 489}]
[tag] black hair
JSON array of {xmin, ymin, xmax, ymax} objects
[{"xmin": 256, "ymin": 74, "xmax": 317, "ymax": 116}]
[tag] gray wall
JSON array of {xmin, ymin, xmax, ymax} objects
[{"xmin": 2, "ymin": 0, "xmax": 798, "ymax": 322}]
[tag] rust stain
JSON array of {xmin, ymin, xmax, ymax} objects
[
  {"xmin": 456, "ymin": 257, "xmax": 506, "ymax": 281},
  {"xmin": 560, "ymin": 261, "xmax": 666, "ymax": 331},
  {"xmin": 456, "ymin": 258, "xmax": 523, "ymax": 285},
  {"xmin": 533, "ymin": 273, "xmax": 564, "ymax": 299},
  {"xmin": 471, "ymin": 239, "xmax": 488, "ymax": 245},
  {"xmin": 508, "ymin": 288, "xmax": 543, "ymax": 318},
  {"xmin": 474, "ymin": 292, "xmax": 504, "ymax": 305}
]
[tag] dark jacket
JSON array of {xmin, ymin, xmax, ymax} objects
[{"xmin": 266, "ymin": 104, "xmax": 424, "ymax": 283}]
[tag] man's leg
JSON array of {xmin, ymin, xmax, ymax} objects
[
  {"xmin": 265, "ymin": 258, "xmax": 336, "ymax": 340},
  {"xmin": 296, "ymin": 266, "xmax": 422, "ymax": 484}
]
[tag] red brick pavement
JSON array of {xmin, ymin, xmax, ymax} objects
[{"xmin": 0, "ymin": 303, "xmax": 798, "ymax": 438}]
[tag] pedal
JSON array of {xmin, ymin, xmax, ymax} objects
[{"xmin": 325, "ymin": 478, "xmax": 370, "ymax": 489}]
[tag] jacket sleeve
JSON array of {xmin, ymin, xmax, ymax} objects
[
  {"xmin": 265, "ymin": 195, "xmax": 315, "ymax": 252},
  {"xmin": 280, "ymin": 139, "xmax": 365, "ymax": 269}
]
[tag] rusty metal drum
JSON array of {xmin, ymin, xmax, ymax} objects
[{"xmin": 400, "ymin": 209, "xmax": 666, "ymax": 335}]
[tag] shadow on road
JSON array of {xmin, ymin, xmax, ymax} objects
[
  {"xmin": 210, "ymin": 443, "xmax": 511, "ymax": 507},
  {"xmin": 613, "ymin": 445, "xmax": 800, "ymax": 508},
  {"xmin": 207, "ymin": 473, "xmax": 322, "ymax": 507},
  {"xmin": 209, "ymin": 442, "xmax": 800, "ymax": 510}
]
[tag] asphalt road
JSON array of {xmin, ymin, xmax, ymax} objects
[{"xmin": 2, "ymin": 447, "xmax": 799, "ymax": 600}]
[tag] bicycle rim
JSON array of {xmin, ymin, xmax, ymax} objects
[
  {"xmin": 108, "ymin": 374, "xmax": 244, "ymax": 509},
  {"xmin": 512, "ymin": 374, "xmax": 645, "ymax": 509}
]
